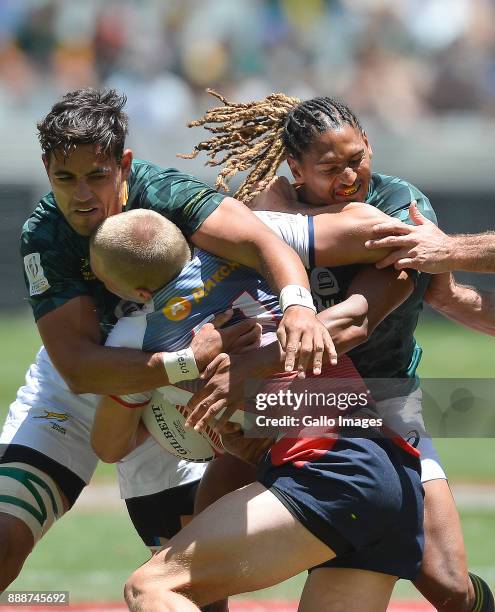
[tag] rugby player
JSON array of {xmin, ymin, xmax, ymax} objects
[
  {"xmin": 181, "ymin": 91, "xmax": 494, "ymax": 611},
  {"xmin": 89, "ymin": 209, "xmax": 424, "ymax": 612},
  {"xmin": 0, "ymin": 87, "xmax": 336, "ymax": 589}
]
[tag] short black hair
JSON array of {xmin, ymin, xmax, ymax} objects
[{"xmin": 37, "ymin": 88, "xmax": 129, "ymax": 161}]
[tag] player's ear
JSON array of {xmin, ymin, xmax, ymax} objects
[
  {"xmin": 120, "ymin": 149, "xmax": 133, "ymax": 180},
  {"xmin": 287, "ymin": 155, "xmax": 304, "ymax": 186},
  {"xmin": 42, "ymin": 154, "xmax": 50, "ymax": 175},
  {"xmin": 136, "ymin": 287, "xmax": 152, "ymax": 302},
  {"xmin": 363, "ymin": 132, "xmax": 373, "ymax": 158}
]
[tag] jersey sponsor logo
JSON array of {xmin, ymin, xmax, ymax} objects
[
  {"xmin": 162, "ymin": 296, "xmax": 192, "ymax": 321},
  {"xmin": 34, "ymin": 410, "xmax": 70, "ymax": 422},
  {"xmin": 191, "ymin": 261, "xmax": 241, "ymax": 303},
  {"xmin": 24, "ymin": 253, "xmax": 50, "ymax": 296},
  {"xmin": 162, "ymin": 261, "xmax": 241, "ymax": 321}
]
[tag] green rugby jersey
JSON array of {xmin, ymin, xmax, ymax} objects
[
  {"xmin": 308, "ymin": 173, "xmax": 437, "ymax": 387},
  {"xmin": 20, "ymin": 159, "xmax": 224, "ymax": 338}
]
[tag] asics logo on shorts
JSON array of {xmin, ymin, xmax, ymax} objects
[{"xmin": 405, "ymin": 430, "xmax": 420, "ymax": 448}]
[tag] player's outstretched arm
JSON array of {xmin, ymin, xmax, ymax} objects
[
  {"xmin": 37, "ymin": 296, "xmax": 163, "ymax": 395},
  {"xmin": 365, "ymin": 202, "xmax": 495, "ymax": 273},
  {"xmin": 250, "ymin": 178, "xmax": 421, "ymax": 268},
  {"xmin": 191, "ymin": 196, "xmax": 336, "ymax": 376},
  {"xmin": 37, "ymin": 299, "xmax": 260, "ymax": 395},
  {"xmin": 311, "ymin": 203, "xmax": 395, "ymax": 267},
  {"xmin": 446, "ymin": 232, "xmax": 495, "ymax": 273},
  {"xmin": 426, "ymin": 273, "xmax": 495, "ymax": 336}
]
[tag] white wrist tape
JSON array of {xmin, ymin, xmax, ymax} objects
[
  {"xmin": 162, "ymin": 347, "xmax": 200, "ymax": 384},
  {"xmin": 279, "ymin": 285, "xmax": 316, "ymax": 313}
]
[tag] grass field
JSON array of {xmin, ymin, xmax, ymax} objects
[{"xmin": 1, "ymin": 312, "xmax": 494, "ymax": 605}]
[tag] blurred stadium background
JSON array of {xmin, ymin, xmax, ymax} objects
[{"xmin": 0, "ymin": 0, "xmax": 494, "ymax": 609}]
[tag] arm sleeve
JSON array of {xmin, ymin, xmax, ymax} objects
[
  {"xmin": 20, "ymin": 229, "xmax": 90, "ymax": 322},
  {"xmin": 378, "ymin": 182, "xmax": 437, "ymax": 288},
  {"xmin": 253, "ymin": 211, "xmax": 311, "ymax": 267},
  {"xmin": 134, "ymin": 166, "xmax": 225, "ymax": 237},
  {"xmin": 384, "ymin": 186, "xmax": 437, "ymax": 227}
]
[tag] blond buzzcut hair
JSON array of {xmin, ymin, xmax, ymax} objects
[{"xmin": 90, "ymin": 209, "xmax": 191, "ymax": 291}]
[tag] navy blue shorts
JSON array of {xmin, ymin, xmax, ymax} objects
[
  {"xmin": 256, "ymin": 434, "xmax": 424, "ymax": 580},
  {"xmin": 125, "ymin": 480, "xmax": 199, "ymax": 547}
]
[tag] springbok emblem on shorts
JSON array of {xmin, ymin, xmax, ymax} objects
[{"xmin": 34, "ymin": 410, "xmax": 69, "ymax": 422}]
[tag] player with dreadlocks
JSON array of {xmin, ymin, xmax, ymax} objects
[
  {"xmin": 180, "ymin": 90, "xmax": 494, "ymax": 612},
  {"xmin": 178, "ymin": 90, "xmax": 365, "ymax": 205}
]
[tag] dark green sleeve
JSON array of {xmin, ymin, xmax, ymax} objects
[
  {"xmin": 20, "ymin": 224, "xmax": 89, "ymax": 322},
  {"xmin": 129, "ymin": 164, "xmax": 224, "ymax": 236},
  {"xmin": 413, "ymin": 197, "xmax": 436, "ymax": 223},
  {"xmin": 369, "ymin": 176, "xmax": 437, "ymax": 289},
  {"xmin": 373, "ymin": 178, "xmax": 437, "ymax": 226},
  {"xmin": 392, "ymin": 191, "xmax": 437, "ymax": 227},
  {"xmin": 398, "ymin": 186, "xmax": 436, "ymax": 291}
]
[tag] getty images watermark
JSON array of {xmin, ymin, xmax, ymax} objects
[
  {"xmin": 254, "ymin": 388, "xmax": 382, "ymax": 429},
  {"xmin": 239, "ymin": 376, "xmax": 383, "ymax": 437},
  {"xmin": 239, "ymin": 377, "xmax": 495, "ymax": 439}
]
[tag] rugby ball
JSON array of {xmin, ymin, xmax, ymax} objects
[{"xmin": 142, "ymin": 387, "xmax": 245, "ymax": 462}]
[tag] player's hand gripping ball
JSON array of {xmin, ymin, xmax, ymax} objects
[{"xmin": 142, "ymin": 388, "xmax": 245, "ymax": 462}]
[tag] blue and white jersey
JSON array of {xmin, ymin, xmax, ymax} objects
[
  {"xmin": 107, "ymin": 251, "xmax": 281, "ymax": 354},
  {"xmin": 105, "ymin": 211, "xmax": 312, "ymax": 403}
]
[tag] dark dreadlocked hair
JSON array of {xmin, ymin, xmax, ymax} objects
[
  {"xmin": 178, "ymin": 89, "xmax": 363, "ymax": 203},
  {"xmin": 37, "ymin": 88, "xmax": 129, "ymax": 162}
]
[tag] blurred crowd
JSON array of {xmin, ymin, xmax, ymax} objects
[{"xmin": 1, "ymin": 0, "xmax": 494, "ymax": 133}]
